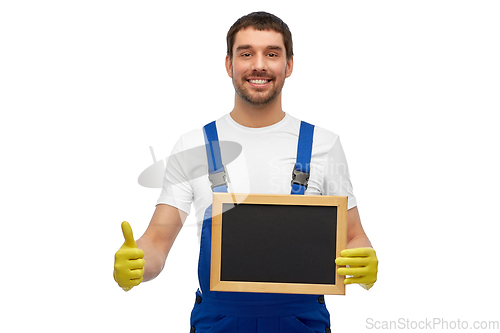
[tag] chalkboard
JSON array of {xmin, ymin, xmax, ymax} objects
[{"xmin": 211, "ymin": 193, "xmax": 347, "ymax": 295}]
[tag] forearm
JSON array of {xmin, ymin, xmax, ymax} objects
[
  {"xmin": 136, "ymin": 235, "xmax": 166, "ymax": 282},
  {"xmin": 346, "ymin": 206, "xmax": 372, "ymax": 249},
  {"xmin": 346, "ymin": 234, "xmax": 372, "ymax": 249},
  {"xmin": 135, "ymin": 205, "xmax": 185, "ymax": 282}
]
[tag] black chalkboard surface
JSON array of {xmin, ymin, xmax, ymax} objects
[{"xmin": 211, "ymin": 193, "xmax": 347, "ymax": 295}]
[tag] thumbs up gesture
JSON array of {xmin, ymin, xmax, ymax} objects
[{"xmin": 113, "ymin": 222, "xmax": 145, "ymax": 291}]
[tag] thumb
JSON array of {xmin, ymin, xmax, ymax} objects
[{"xmin": 121, "ymin": 221, "xmax": 137, "ymax": 248}]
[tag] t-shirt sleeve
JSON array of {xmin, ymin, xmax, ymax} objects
[
  {"xmin": 321, "ymin": 135, "xmax": 357, "ymax": 210},
  {"xmin": 156, "ymin": 135, "xmax": 194, "ymax": 215}
]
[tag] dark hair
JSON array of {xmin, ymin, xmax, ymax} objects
[{"xmin": 226, "ymin": 11, "xmax": 293, "ymax": 61}]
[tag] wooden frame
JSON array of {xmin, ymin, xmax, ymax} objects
[{"xmin": 211, "ymin": 193, "xmax": 347, "ymax": 295}]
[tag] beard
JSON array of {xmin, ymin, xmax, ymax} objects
[{"xmin": 232, "ymin": 71, "xmax": 285, "ymax": 107}]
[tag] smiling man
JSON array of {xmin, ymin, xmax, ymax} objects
[
  {"xmin": 226, "ymin": 21, "xmax": 293, "ymax": 128},
  {"xmin": 114, "ymin": 11, "xmax": 378, "ymax": 332},
  {"xmin": 229, "ymin": 27, "xmax": 292, "ymax": 111}
]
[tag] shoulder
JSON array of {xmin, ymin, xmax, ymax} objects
[
  {"xmin": 313, "ymin": 125, "xmax": 340, "ymax": 148},
  {"xmin": 171, "ymin": 127, "xmax": 204, "ymax": 153},
  {"xmin": 172, "ymin": 115, "xmax": 237, "ymax": 151},
  {"xmin": 290, "ymin": 114, "xmax": 340, "ymax": 148},
  {"xmin": 283, "ymin": 113, "xmax": 302, "ymax": 131}
]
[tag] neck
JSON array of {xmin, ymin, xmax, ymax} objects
[{"xmin": 230, "ymin": 93, "xmax": 285, "ymax": 128}]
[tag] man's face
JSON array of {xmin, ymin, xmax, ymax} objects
[{"xmin": 226, "ymin": 27, "xmax": 293, "ymax": 107}]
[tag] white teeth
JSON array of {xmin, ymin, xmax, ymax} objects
[{"xmin": 249, "ymin": 79, "xmax": 269, "ymax": 84}]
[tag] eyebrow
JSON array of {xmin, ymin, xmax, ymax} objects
[{"xmin": 235, "ymin": 45, "xmax": 284, "ymax": 53}]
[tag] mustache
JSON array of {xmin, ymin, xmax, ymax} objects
[{"xmin": 244, "ymin": 74, "xmax": 275, "ymax": 80}]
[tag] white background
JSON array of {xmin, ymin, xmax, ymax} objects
[{"xmin": 1, "ymin": 1, "xmax": 499, "ymax": 332}]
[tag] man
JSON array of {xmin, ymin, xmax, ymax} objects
[{"xmin": 114, "ymin": 11, "xmax": 378, "ymax": 332}]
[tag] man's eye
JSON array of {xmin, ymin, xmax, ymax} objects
[
  {"xmin": 242, "ymin": 53, "xmax": 251, "ymax": 57},
  {"xmin": 268, "ymin": 53, "xmax": 277, "ymax": 57}
]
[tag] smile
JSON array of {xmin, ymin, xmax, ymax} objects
[
  {"xmin": 247, "ymin": 78, "xmax": 272, "ymax": 87},
  {"xmin": 248, "ymin": 79, "xmax": 270, "ymax": 84}
]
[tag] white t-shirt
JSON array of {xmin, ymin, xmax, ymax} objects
[{"xmin": 157, "ymin": 113, "xmax": 357, "ymax": 241}]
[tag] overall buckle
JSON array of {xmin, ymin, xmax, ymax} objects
[
  {"xmin": 291, "ymin": 163, "xmax": 310, "ymax": 190},
  {"xmin": 209, "ymin": 166, "xmax": 228, "ymax": 190}
]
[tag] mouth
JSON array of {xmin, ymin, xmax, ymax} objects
[{"xmin": 246, "ymin": 78, "xmax": 272, "ymax": 88}]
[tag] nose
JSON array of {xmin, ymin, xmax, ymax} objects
[{"xmin": 251, "ymin": 53, "xmax": 266, "ymax": 72}]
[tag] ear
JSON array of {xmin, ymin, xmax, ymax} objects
[
  {"xmin": 225, "ymin": 55, "xmax": 233, "ymax": 78},
  {"xmin": 285, "ymin": 56, "xmax": 293, "ymax": 78}
]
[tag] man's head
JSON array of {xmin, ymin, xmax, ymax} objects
[{"xmin": 226, "ymin": 12, "xmax": 294, "ymax": 108}]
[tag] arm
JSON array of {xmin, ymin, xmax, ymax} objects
[
  {"xmin": 336, "ymin": 206, "xmax": 378, "ymax": 290},
  {"xmin": 113, "ymin": 204, "xmax": 187, "ymax": 291},
  {"xmin": 136, "ymin": 204, "xmax": 187, "ymax": 282},
  {"xmin": 346, "ymin": 206, "xmax": 372, "ymax": 249}
]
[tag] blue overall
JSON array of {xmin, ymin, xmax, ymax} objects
[{"xmin": 189, "ymin": 121, "xmax": 331, "ymax": 333}]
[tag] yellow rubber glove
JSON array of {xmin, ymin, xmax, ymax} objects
[
  {"xmin": 113, "ymin": 221, "xmax": 145, "ymax": 291},
  {"xmin": 336, "ymin": 247, "xmax": 378, "ymax": 290}
]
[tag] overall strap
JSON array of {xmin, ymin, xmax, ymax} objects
[
  {"xmin": 291, "ymin": 121, "xmax": 315, "ymax": 195},
  {"xmin": 203, "ymin": 121, "xmax": 228, "ymax": 193}
]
